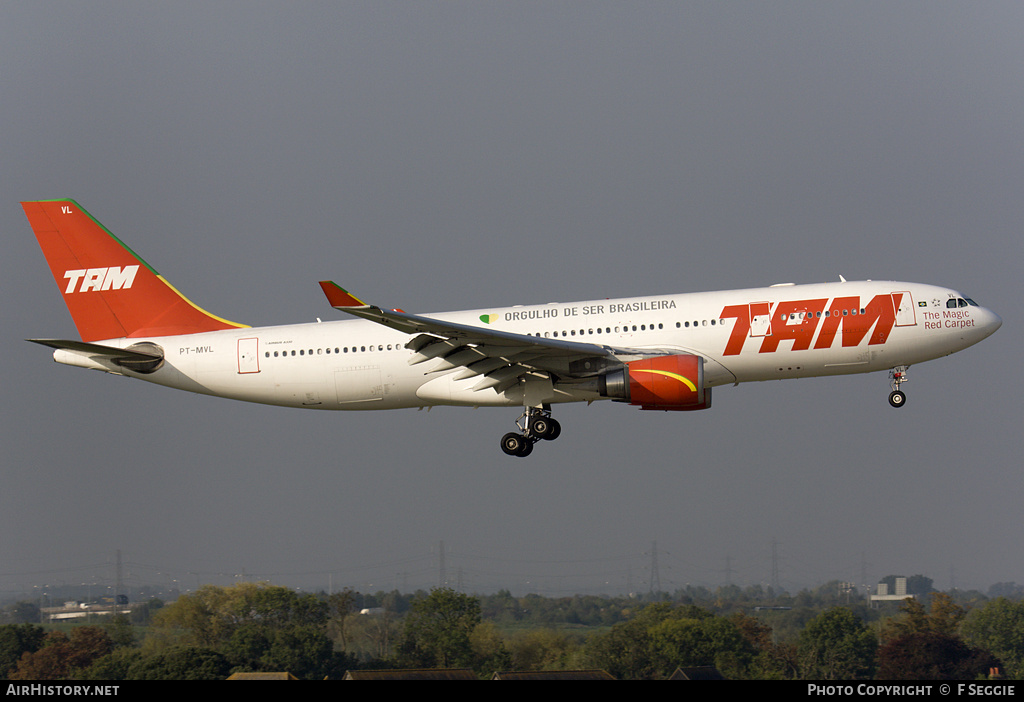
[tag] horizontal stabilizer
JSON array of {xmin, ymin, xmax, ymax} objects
[{"xmin": 28, "ymin": 338, "xmax": 164, "ymax": 374}]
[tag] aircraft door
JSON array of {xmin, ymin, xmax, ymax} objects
[
  {"xmin": 892, "ymin": 291, "xmax": 917, "ymax": 327},
  {"xmin": 749, "ymin": 301, "xmax": 772, "ymax": 337},
  {"xmin": 237, "ymin": 337, "xmax": 261, "ymax": 374}
]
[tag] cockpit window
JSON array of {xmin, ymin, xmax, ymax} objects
[
  {"xmin": 947, "ymin": 298, "xmax": 972, "ymax": 308},
  {"xmin": 965, "ymin": 298, "xmax": 978, "ymax": 306}
]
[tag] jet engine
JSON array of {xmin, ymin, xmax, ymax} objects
[{"xmin": 599, "ymin": 354, "xmax": 711, "ymax": 411}]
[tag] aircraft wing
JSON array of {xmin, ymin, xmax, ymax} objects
[{"xmin": 319, "ymin": 281, "xmax": 652, "ymax": 393}]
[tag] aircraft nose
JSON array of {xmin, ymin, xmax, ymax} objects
[
  {"xmin": 981, "ymin": 307, "xmax": 1002, "ymax": 338},
  {"xmin": 989, "ymin": 309, "xmax": 1002, "ymax": 332}
]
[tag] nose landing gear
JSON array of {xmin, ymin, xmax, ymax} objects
[
  {"xmin": 888, "ymin": 366, "xmax": 909, "ymax": 408},
  {"xmin": 500, "ymin": 406, "xmax": 562, "ymax": 457}
]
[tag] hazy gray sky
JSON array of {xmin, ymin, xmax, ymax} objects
[{"xmin": 2, "ymin": 2, "xmax": 1021, "ymax": 598}]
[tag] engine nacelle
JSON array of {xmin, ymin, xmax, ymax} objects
[{"xmin": 600, "ymin": 354, "xmax": 711, "ymax": 411}]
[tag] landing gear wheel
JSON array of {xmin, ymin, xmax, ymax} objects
[
  {"xmin": 502, "ymin": 406, "xmax": 558, "ymax": 456},
  {"xmin": 530, "ymin": 416, "xmax": 561, "ymax": 441},
  {"xmin": 500, "ymin": 432, "xmax": 533, "ymax": 457},
  {"xmin": 888, "ymin": 390, "xmax": 907, "ymax": 408},
  {"xmin": 888, "ymin": 366, "xmax": 909, "ymax": 409}
]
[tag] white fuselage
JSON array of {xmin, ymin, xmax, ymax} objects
[{"xmin": 64, "ymin": 279, "xmax": 1001, "ymax": 412}]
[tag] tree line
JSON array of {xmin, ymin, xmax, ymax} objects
[{"xmin": 1, "ymin": 580, "xmax": 1022, "ymax": 680}]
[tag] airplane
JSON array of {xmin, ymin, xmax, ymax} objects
[{"xmin": 22, "ymin": 199, "xmax": 1002, "ymax": 457}]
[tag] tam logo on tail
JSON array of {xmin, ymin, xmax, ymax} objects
[{"xmin": 63, "ymin": 265, "xmax": 140, "ymax": 294}]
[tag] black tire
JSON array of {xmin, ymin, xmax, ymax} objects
[
  {"xmin": 888, "ymin": 390, "xmax": 907, "ymax": 408},
  {"xmin": 501, "ymin": 432, "xmax": 523, "ymax": 456},
  {"xmin": 544, "ymin": 418, "xmax": 561, "ymax": 441},
  {"xmin": 530, "ymin": 416, "xmax": 562, "ymax": 441},
  {"xmin": 501, "ymin": 432, "xmax": 532, "ymax": 457},
  {"xmin": 530, "ymin": 417, "xmax": 551, "ymax": 439}
]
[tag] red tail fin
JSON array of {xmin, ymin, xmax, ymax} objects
[{"xmin": 22, "ymin": 200, "xmax": 247, "ymax": 341}]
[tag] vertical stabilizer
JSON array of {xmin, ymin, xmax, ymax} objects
[{"xmin": 22, "ymin": 199, "xmax": 247, "ymax": 341}]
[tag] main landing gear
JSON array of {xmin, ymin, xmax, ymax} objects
[
  {"xmin": 500, "ymin": 406, "xmax": 561, "ymax": 457},
  {"xmin": 888, "ymin": 366, "xmax": 909, "ymax": 408}
]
